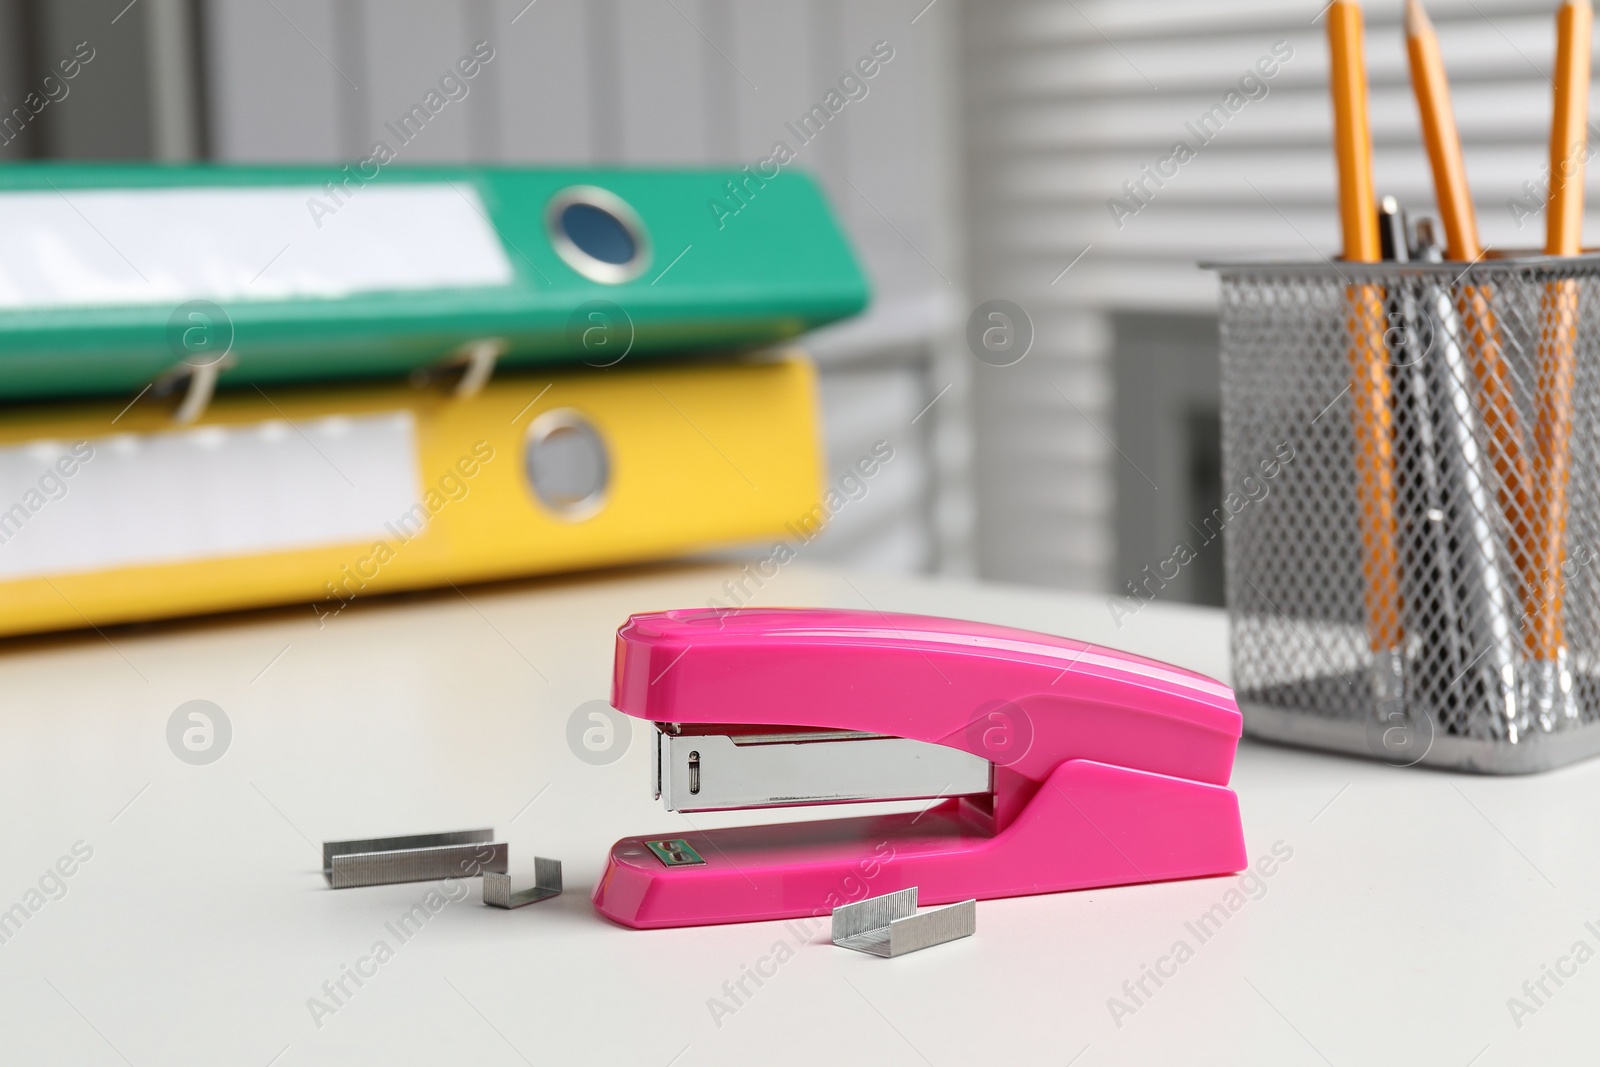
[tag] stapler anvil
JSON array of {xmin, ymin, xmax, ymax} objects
[{"xmin": 591, "ymin": 608, "xmax": 1247, "ymax": 929}]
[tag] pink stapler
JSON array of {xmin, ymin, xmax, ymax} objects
[{"xmin": 592, "ymin": 608, "xmax": 1247, "ymax": 929}]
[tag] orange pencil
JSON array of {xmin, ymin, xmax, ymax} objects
[
  {"xmin": 1404, "ymin": 0, "xmax": 1477, "ymax": 258},
  {"xmin": 1403, "ymin": 0, "xmax": 1535, "ymax": 683},
  {"xmin": 1546, "ymin": 0, "xmax": 1592, "ymax": 258},
  {"xmin": 1330, "ymin": 3, "xmax": 1381, "ymax": 263},
  {"xmin": 1328, "ymin": 1, "xmax": 1403, "ymax": 685},
  {"xmin": 1531, "ymin": 0, "xmax": 1591, "ymax": 727}
]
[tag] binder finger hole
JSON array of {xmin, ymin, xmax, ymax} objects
[
  {"xmin": 546, "ymin": 186, "xmax": 651, "ymax": 284},
  {"xmin": 524, "ymin": 408, "xmax": 609, "ymax": 520}
]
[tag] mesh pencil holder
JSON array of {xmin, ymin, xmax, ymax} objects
[{"xmin": 1207, "ymin": 254, "xmax": 1600, "ymax": 773}]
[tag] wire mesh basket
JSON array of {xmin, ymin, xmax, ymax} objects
[{"xmin": 1209, "ymin": 254, "xmax": 1600, "ymax": 772}]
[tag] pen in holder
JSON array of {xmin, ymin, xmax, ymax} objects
[
  {"xmin": 1381, "ymin": 212, "xmax": 1490, "ymax": 740},
  {"xmin": 1208, "ymin": 252, "xmax": 1600, "ymax": 772},
  {"xmin": 1412, "ymin": 246, "xmax": 1523, "ymax": 742}
]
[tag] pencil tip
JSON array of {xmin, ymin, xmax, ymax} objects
[{"xmin": 1404, "ymin": 0, "xmax": 1432, "ymax": 37}]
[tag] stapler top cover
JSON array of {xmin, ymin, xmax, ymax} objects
[
  {"xmin": 613, "ymin": 607, "xmax": 1242, "ymax": 786},
  {"xmin": 0, "ymin": 164, "xmax": 868, "ymax": 400}
]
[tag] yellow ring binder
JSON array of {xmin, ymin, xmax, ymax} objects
[{"xmin": 0, "ymin": 354, "xmax": 823, "ymax": 637}]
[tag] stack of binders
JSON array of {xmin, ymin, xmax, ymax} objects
[{"xmin": 0, "ymin": 165, "xmax": 867, "ymax": 636}]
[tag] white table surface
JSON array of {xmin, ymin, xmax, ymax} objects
[{"xmin": 2, "ymin": 561, "xmax": 1596, "ymax": 1066}]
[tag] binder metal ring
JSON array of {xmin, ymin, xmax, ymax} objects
[
  {"xmin": 545, "ymin": 185, "xmax": 652, "ymax": 285},
  {"xmin": 523, "ymin": 408, "xmax": 610, "ymax": 520}
]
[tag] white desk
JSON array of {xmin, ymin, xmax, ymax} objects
[{"xmin": 1, "ymin": 563, "xmax": 1595, "ymax": 1065}]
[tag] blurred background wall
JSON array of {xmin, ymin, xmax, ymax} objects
[{"xmin": 0, "ymin": 0, "xmax": 1582, "ymax": 606}]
